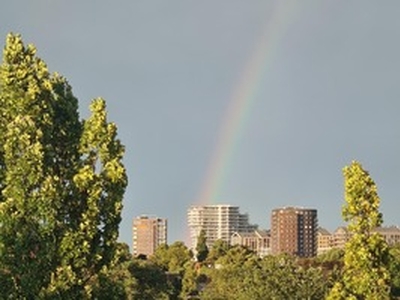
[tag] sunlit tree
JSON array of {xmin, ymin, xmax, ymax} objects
[
  {"xmin": 0, "ymin": 33, "xmax": 127, "ymax": 298},
  {"xmin": 327, "ymin": 161, "xmax": 391, "ymax": 299}
]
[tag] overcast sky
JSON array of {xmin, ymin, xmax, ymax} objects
[{"xmin": 2, "ymin": 1, "xmax": 400, "ymax": 248}]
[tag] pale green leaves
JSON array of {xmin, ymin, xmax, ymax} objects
[
  {"xmin": 0, "ymin": 33, "xmax": 127, "ymax": 298},
  {"xmin": 327, "ymin": 161, "xmax": 391, "ymax": 300}
]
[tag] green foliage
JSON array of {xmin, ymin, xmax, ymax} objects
[
  {"xmin": 180, "ymin": 261, "xmax": 199, "ymax": 299},
  {"xmin": 0, "ymin": 33, "xmax": 62, "ymax": 298},
  {"xmin": 92, "ymin": 243, "xmax": 175, "ymax": 300},
  {"xmin": 214, "ymin": 244, "xmax": 255, "ymax": 267},
  {"xmin": 258, "ymin": 254, "xmax": 329, "ymax": 299},
  {"xmin": 327, "ymin": 161, "xmax": 391, "ymax": 300},
  {"xmin": 92, "ymin": 243, "xmax": 136, "ymax": 300},
  {"xmin": 149, "ymin": 242, "xmax": 193, "ymax": 298},
  {"xmin": 388, "ymin": 244, "xmax": 400, "ymax": 297},
  {"xmin": 313, "ymin": 248, "xmax": 344, "ymax": 287},
  {"xmin": 195, "ymin": 229, "xmax": 209, "ymax": 263},
  {"xmin": 129, "ymin": 259, "xmax": 172, "ymax": 300},
  {"xmin": 201, "ymin": 250, "xmax": 329, "ymax": 300},
  {"xmin": 315, "ymin": 248, "xmax": 344, "ymax": 264},
  {"xmin": 0, "ymin": 33, "xmax": 127, "ymax": 298},
  {"xmin": 205, "ymin": 239, "xmax": 230, "ymax": 265},
  {"xmin": 200, "ymin": 246, "xmax": 258, "ymax": 300},
  {"xmin": 150, "ymin": 241, "xmax": 193, "ymax": 275}
]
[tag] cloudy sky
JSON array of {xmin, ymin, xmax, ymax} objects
[{"xmin": 1, "ymin": 1, "xmax": 400, "ymax": 248}]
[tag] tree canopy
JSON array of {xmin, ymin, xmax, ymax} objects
[
  {"xmin": 195, "ymin": 229, "xmax": 209, "ymax": 263},
  {"xmin": 0, "ymin": 33, "xmax": 127, "ymax": 298},
  {"xmin": 327, "ymin": 161, "xmax": 391, "ymax": 299}
]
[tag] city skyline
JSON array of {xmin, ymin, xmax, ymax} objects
[
  {"xmin": 134, "ymin": 203, "xmax": 398, "ymax": 247},
  {"xmin": 2, "ymin": 1, "xmax": 400, "ymax": 246}
]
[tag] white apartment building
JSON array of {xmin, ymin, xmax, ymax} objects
[{"xmin": 187, "ymin": 204, "xmax": 257, "ymax": 250}]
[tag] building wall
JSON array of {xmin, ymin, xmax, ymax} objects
[
  {"xmin": 317, "ymin": 227, "xmax": 332, "ymax": 255},
  {"xmin": 373, "ymin": 226, "xmax": 400, "ymax": 246},
  {"xmin": 132, "ymin": 215, "xmax": 167, "ymax": 257},
  {"xmin": 231, "ymin": 230, "xmax": 271, "ymax": 257},
  {"xmin": 271, "ymin": 207, "xmax": 318, "ymax": 257},
  {"xmin": 331, "ymin": 226, "xmax": 350, "ymax": 249},
  {"xmin": 318, "ymin": 226, "xmax": 400, "ymax": 254},
  {"xmin": 187, "ymin": 204, "xmax": 256, "ymax": 250}
]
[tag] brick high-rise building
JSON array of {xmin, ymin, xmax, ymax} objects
[
  {"xmin": 132, "ymin": 215, "xmax": 167, "ymax": 257},
  {"xmin": 270, "ymin": 207, "xmax": 318, "ymax": 257},
  {"xmin": 187, "ymin": 204, "xmax": 257, "ymax": 250}
]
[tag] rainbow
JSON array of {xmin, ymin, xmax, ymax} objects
[{"xmin": 195, "ymin": 2, "xmax": 297, "ymax": 206}]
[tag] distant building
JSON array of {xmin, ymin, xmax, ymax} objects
[
  {"xmin": 231, "ymin": 230, "xmax": 271, "ymax": 257},
  {"xmin": 270, "ymin": 207, "xmax": 318, "ymax": 257},
  {"xmin": 331, "ymin": 226, "xmax": 351, "ymax": 249},
  {"xmin": 317, "ymin": 227, "xmax": 332, "ymax": 255},
  {"xmin": 373, "ymin": 226, "xmax": 400, "ymax": 246},
  {"xmin": 329, "ymin": 225, "xmax": 400, "ymax": 251},
  {"xmin": 187, "ymin": 204, "xmax": 257, "ymax": 250},
  {"xmin": 132, "ymin": 215, "xmax": 167, "ymax": 257}
]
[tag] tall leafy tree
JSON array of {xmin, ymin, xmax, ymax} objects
[
  {"xmin": 0, "ymin": 33, "xmax": 68, "ymax": 298},
  {"xmin": 0, "ymin": 33, "xmax": 127, "ymax": 298},
  {"xmin": 180, "ymin": 261, "xmax": 198, "ymax": 299},
  {"xmin": 327, "ymin": 161, "xmax": 391, "ymax": 300},
  {"xmin": 205, "ymin": 239, "xmax": 230, "ymax": 265},
  {"xmin": 195, "ymin": 229, "xmax": 208, "ymax": 263},
  {"xmin": 51, "ymin": 98, "xmax": 127, "ymax": 297}
]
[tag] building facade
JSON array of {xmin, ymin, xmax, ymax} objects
[
  {"xmin": 270, "ymin": 207, "xmax": 318, "ymax": 257},
  {"xmin": 231, "ymin": 230, "xmax": 271, "ymax": 257},
  {"xmin": 187, "ymin": 204, "xmax": 257, "ymax": 250},
  {"xmin": 317, "ymin": 227, "xmax": 332, "ymax": 255},
  {"xmin": 331, "ymin": 226, "xmax": 351, "ymax": 249},
  {"xmin": 318, "ymin": 226, "xmax": 400, "ymax": 253},
  {"xmin": 373, "ymin": 226, "xmax": 400, "ymax": 246},
  {"xmin": 132, "ymin": 215, "xmax": 167, "ymax": 257}
]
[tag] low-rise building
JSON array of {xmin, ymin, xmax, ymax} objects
[
  {"xmin": 331, "ymin": 226, "xmax": 351, "ymax": 249},
  {"xmin": 231, "ymin": 230, "xmax": 271, "ymax": 257},
  {"xmin": 373, "ymin": 226, "xmax": 400, "ymax": 246},
  {"xmin": 326, "ymin": 225, "xmax": 400, "ymax": 252},
  {"xmin": 317, "ymin": 227, "xmax": 332, "ymax": 255}
]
